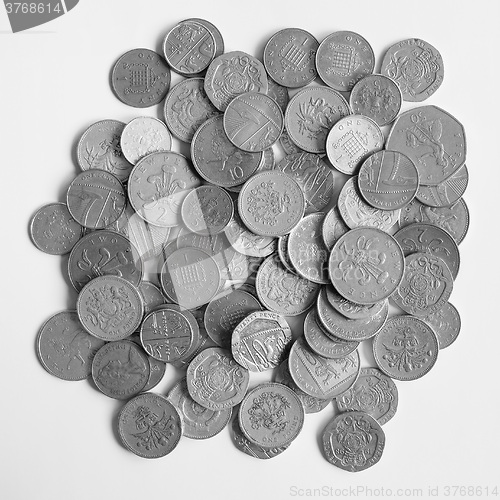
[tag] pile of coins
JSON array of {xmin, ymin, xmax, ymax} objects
[{"xmin": 30, "ymin": 20, "xmax": 467, "ymax": 470}]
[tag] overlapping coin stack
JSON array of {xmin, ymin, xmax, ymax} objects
[{"xmin": 31, "ymin": 20, "xmax": 467, "ymax": 470}]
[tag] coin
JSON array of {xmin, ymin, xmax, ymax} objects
[
  {"xmin": 128, "ymin": 151, "xmax": 201, "ymax": 228},
  {"xmin": 393, "ymin": 223, "xmax": 460, "ymax": 278},
  {"xmin": 386, "ymin": 105, "xmax": 466, "ymax": 186},
  {"xmin": 273, "ymin": 153, "xmax": 334, "ymax": 213},
  {"xmin": 138, "ymin": 281, "xmax": 165, "ymax": 315},
  {"xmin": 191, "ymin": 115, "xmax": 262, "ymax": 187},
  {"xmin": 322, "ymin": 206, "xmax": 349, "ymax": 251},
  {"xmin": 325, "ymin": 285, "xmax": 386, "ymax": 320},
  {"xmin": 77, "ymin": 276, "xmax": 144, "ymax": 341},
  {"xmin": 277, "ymin": 234, "xmax": 296, "ymax": 274},
  {"xmin": 326, "ymin": 115, "xmax": 384, "ymax": 175},
  {"xmin": 416, "ymin": 164, "xmax": 468, "ymax": 208},
  {"xmin": 204, "ymin": 289, "xmax": 262, "ymax": 349},
  {"xmin": 163, "ymin": 20, "xmax": 215, "ymax": 75},
  {"xmin": 182, "ymin": 18, "xmax": 224, "ymax": 57},
  {"xmin": 238, "ymin": 171, "xmax": 305, "ymax": 237},
  {"xmin": 392, "ymin": 252, "xmax": 454, "ymax": 316},
  {"xmin": 266, "ymin": 77, "xmax": 289, "ymax": 113},
  {"xmin": 140, "ymin": 308, "xmax": 193, "ymax": 362},
  {"xmin": 317, "ymin": 287, "xmax": 389, "ymax": 342},
  {"xmin": 337, "ymin": 177, "xmax": 400, "ymax": 231},
  {"xmin": 30, "ymin": 203, "xmax": 82, "ymax": 255},
  {"xmin": 232, "ymin": 310, "xmax": 292, "ymax": 372},
  {"xmin": 67, "ymin": 169, "xmax": 126, "ymax": 229},
  {"xmin": 120, "ymin": 117, "xmax": 172, "ymax": 165},
  {"xmin": 422, "ymin": 301, "xmax": 461, "ymax": 349},
  {"xmin": 91, "ymin": 340, "xmax": 149, "ymax": 399},
  {"xmin": 288, "ymin": 337, "xmax": 360, "ymax": 399},
  {"xmin": 256, "ymin": 254, "xmax": 320, "ymax": 316},
  {"xmin": 180, "ymin": 185, "xmax": 234, "ymax": 236},
  {"xmin": 316, "ymin": 31, "xmax": 375, "ymax": 91},
  {"xmin": 111, "ymin": 48, "xmax": 171, "ymax": 108},
  {"xmin": 285, "ymin": 86, "xmax": 350, "ymax": 153},
  {"xmin": 67, "ymin": 230, "xmax": 143, "ymax": 291},
  {"xmin": 373, "ymin": 315, "xmax": 439, "ymax": 381},
  {"xmin": 168, "ymin": 378, "xmax": 232, "ymax": 439},
  {"xmin": 349, "ymin": 74, "xmax": 402, "ymax": 126},
  {"xmin": 263, "ymin": 28, "xmax": 319, "ymax": 88},
  {"xmin": 186, "ymin": 347, "xmax": 250, "ymax": 410},
  {"xmin": 220, "ymin": 252, "xmax": 261, "ymax": 282},
  {"xmin": 279, "ymin": 128, "xmax": 304, "ymax": 155},
  {"xmin": 118, "ymin": 392, "xmax": 183, "ymax": 458},
  {"xmin": 204, "ymin": 51, "xmax": 268, "ymax": 111},
  {"xmin": 381, "ymin": 38, "xmax": 444, "ymax": 102},
  {"xmin": 399, "ymin": 197, "xmax": 469, "ymax": 245},
  {"xmin": 336, "ymin": 368, "xmax": 398, "ymax": 425},
  {"xmin": 303, "ymin": 309, "xmax": 359, "ymax": 359},
  {"xmin": 322, "ymin": 412, "xmax": 385, "ymax": 471},
  {"xmin": 36, "ymin": 311, "xmax": 105, "ymax": 381},
  {"xmin": 163, "ymin": 77, "xmax": 219, "ymax": 142},
  {"xmin": 238, "ymin": 382, "xmax": 305, "ymax": 447},
  {"xmin": 329, "ymin": 227, "xmax": 405, "ymax": 305}
]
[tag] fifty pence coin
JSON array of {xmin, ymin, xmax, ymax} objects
[
  {"xmin": 416, "ymin": 164, "xmax": 468, "ymax": 208},
  {"xmin": 322, "ymin": 206, "xmax": 349, "ymax": 251},
  {"xmin": 422, "ymin": 302, "xmax": 461, "ymax": 349}
]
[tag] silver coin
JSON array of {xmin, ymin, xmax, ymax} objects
[
  {"xmin": 238, "ymin": 382, "xmax": 304, "ymax": 447},
  {"xmin": 181, "ymin": 185, "xmax": 234, "ymax": 236},
  {"xmin": 273, "ymin": 153, "xmax": 334, "ymax": 213},
  {"xmin": 163, "ymin": 20, "xmax": 215, "ymax": 75},
  {"xmin": 303, "ymin": 309, "xmax": 359, "ymax": 359},
  {"xmin": 285, "ymin": 86, "xmax": 350, "ymax": 153},
  {"xmin": 168, "ymin": 378, "xmax": 232, "ymax": 439},
  {"xmin": 191, "ymin": 115, "xmax": 262, "ymax": 187},
  {"xmin": 232, "ymin": 311, "xmax": 292, "ymax": 372},
  {"xmin": 263, "ymin": 28, "xmax": 319, "ymax": 88},
  {"xmin": 140, "ymin": 307, "xmax": 193, "ymax": 362},
  {"xmin": 316, "ymin": 31, "xmax": 375, "ymax": 91},
  {"xmin": 275, "ymin": 360, "xmax": 331, "ymax": 414},
  {"xmin": 277, "ymin": 234, "xmax": 296, "ymax": 274},
  {"xmin": 120, "ymin": 117, "xmax": 172, "ymax": 165},
  {"xmin": 171, "ymin": 328, "xmax": 215, "ymax": 371},
  {"xmin": 138, "ymin": 281, "xmax": 166, "ymax": 315},
  {"xmin": 349, "ymin": 74, "xmax": 402, "ymax": 126},
  {"xmin": 322, "ymin": 205, "xmax": 349, "ymax": 251},
  {"xmin": 329, "ymin": 227, "xmax": 405, "ymax": 305},
  {"xmin": 182, "ymin": 18, "xmax": 224, "ymax": 57},
  {"xmin": 325, "ymin": 115, "xmax": 384, "ymax": 175},
  {"xmin": 163, "ymin": 77, "xmax": 219, "ymax": 143},
  {"xmin": 30, "ymin": 203, "xmax": 82, "ymax": 255},
  {"xmin": 386, "ymin": 105, "xmax": 466, "ymax": 186},
  {"xmin": 128, "ymin": 151, "xmax": 201, "ymax": 228},
  {"xmin": 322, "ymin": 411, "xmax": 385, "ymax": 471},
  {"xmin": 381, "ymin": 38, "xmax": 444, "ymax": 102},
  {"xmin": 67, "ymin": 230, "xmax": 143, "ymax": 292},
  {"xmin": 91, "ymin": 340, "xmax": 149, "ymax": 399},
  {"xmin": 416, "ymin": 164, "xmax": 468, "ymax": 208},
  {"xmin": 288, "ymin": 213, "xmax": 329, "ymax": 284},
  {"xmin": 111, "ymin": 49, "xmax": 171, "ymax": 108},
  {"xmin": 288, "ymin": 337, "xmax": 360, "ymax": 399},
  {"xmin": 422, "ymin": 301, "xmax": 461, "ymax": 349},
  {"xmin": 36, "ymin": 311, "xmax": 105, "ymax": 381},
  {"xmin": 186, "ymin": 347, "xmax": 250, "ymax": 410},
  {"xmin": 393, "ymin": 223, "xmax": 460, "ymax": 278},
  {"xmin": 67, "ymin": 169, "xmax": 126, "ymax": 229},
  {"xmin": 317, "ymin": 287, "xmax": 389, "ymax": 342},
  {"xmin": 204, "ymin": 51, "xmax": 268, "ymax": 111},
  {"xmin": 392, "ymin": 252, "xmax": 454, "ymax": 317},
  {"xmin": 336, "ymin": 368, "xmax": 398, "ymax": 425},
  {"xmin": 220, "ymin": 252, "xmax": 261, "ymax": 282},
  {"xmin": 399, "ymin": 197, "xmax": 469, "ymax": 245},
  {"xmin": 338, "ymin": 177, "xmax": 400, "ymax": 231},
  {"xmin": 204, "ymin": 289, "xmax": 262, "ymax": 349},
  {"xmin": 77, "ymin": 275, "xmax": 144, "ymax": 341},
  {"xmin": 325, "ymin": 285, "xmax": 386, "ymax": 320},
  {"xmin": 224, "ymin": 92, "xmax": 284, "ymax": 152},
  {"xmin": 279, "ymin": 128, "xmax": 304, "ymax": 155},
  {"xmin": 266, "ymin": 77, "xmax": 289, "ymax": 113},
  {"xmin": 142, "ymin": 356, "xmax": 166, "ymax": 392},
  {"xmin": 238, "ymin": 171, "xmax": 305, "ymax": 237},
  {"xmin": 373, "ymin": 315, "xmax": 439, "ymax": 381},
  {"xmin": 118, "ymin": 392, "xmax": 183, "ymax": 458}
]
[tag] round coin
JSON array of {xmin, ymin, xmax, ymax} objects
[
  {"xmin": 422, "ymin": 302, "xmax": 461, "ymax": 349},
  {"xmin": 266, "ymin": 78, "xmax": 289, "ymax": 113},
  {"xmin": 325, "ymin": 285, "xmax": 386, "ymax": 320},
  {"xmin": 322, "ymin": 206, "xmax": 349, "ymax": 251},
  {"xmin": 277, "ymin": 234, "xmax": 296, "ymax": 274},
  {"xmin": 183, "ymin": 18, "xmax": 224, "ymax": 57},
  {"xmin": 238, "ymin": 382, "xmax": 305, "ymax": 447},
  {"xmin": 416, "ymin": 164, "xmax": 468, "ymax": 208},
  {"xmin": 118, "ymin": 393, "xmax": 183, "ymax": 458},
  {"xmin": 138, "ymin": 281, "xmax": 166, "ymax": 315},
  {"xmin": 280, "ymin": 128, "xmax": 304, "ymax": 155},
  {"xmin": 373, "ymin": 315, "xmax": 439, "ymax": 381},
  {"xmin": 77, "ymin": 276, "xmax": 144, "ymax": 341},
  {"xmin": 67, "ymin": 169, "xmax": 126, "ymax": 229}
]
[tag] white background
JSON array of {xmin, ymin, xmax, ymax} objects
[{"xmin": 1, "ymin": 1, "xmax": 499, "ymax": 499}]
